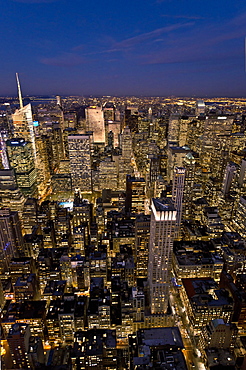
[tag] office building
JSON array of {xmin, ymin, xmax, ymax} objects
[
  {"xmin": 12, "ymin": 103, "xmax": 36, "ymax": 159},
  {"xmin": 181, "ymin": 278, "xmax": 233, "ymax": 335},
  {"xmin": 148, "ymin": 198, "xmax": 176, "ymax": 314},
  {"xmin": 221, "ymin": 161, "xmax": 238, "ymax": 196},
  {"xmin": 6, "ymin": 138, "xmax": 37, "ymax": 197},
  {"xmin": 172, "ymin": 167, "xmax": 185, "ymax": 238},
  {"xmin": 0, "ymin": 208, "xmax": 23, "ymax": 276},
  {"xmin": 0, "ymin": 169, "xmax": 26, "ymax": 218},
  {"xmin": 7, "ymin": 323, "xmax": 32, "ymax": 369},
  {"xmin": 125, "ymin": 175, "xmax": 146, "ymax": 214},
  {"xmin": 135, "ymin": 214, "xmax": 150, "ymax": 278},
  {"xmin": 85, "ymin": 106, "xmax": 105, "ymax": 143},
  {"xmin": 68, "ymin": 134, "xmax": 92, "ymax": 192},
  {"xmin": 196, "ymin": 99, "xmax": 205, "ymax": 115}
]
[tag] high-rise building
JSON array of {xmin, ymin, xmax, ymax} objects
[
  {"xmin": 7, "ymin": 323, "xmax": 32, "ymax": 369},
  {"xmin": 0, "ymin": 131, "xmax": 9, "ymax": 169},
  {"xmin": 12, "ymin": 104, "xmax": 36, "ymax": 159},
  {"xmin": 125, "ymin": 175, "xmax": 146, "ymax": 214},
  {"xmin": 0, "ymin": 169, "xmax": 26, "ymax": 219},
  {"xmin": 135, "ymin": 214, "xmax": 150, "ymax": 278},
  {"xmin": 68, "ymin": 134, "xmax": 92, "ymax": 192},
  {"xmin": 35, "ymin": 136, "xmax": 52, "ymax": 197},
  {"xmin": 167, "ymin": 146, "xmax": 190, "ymax": 183},
  {"xmin": 98, "ymin": 158, "xmax": 118, "ymax": 191},
  {"xmin": 118, "ymin": 127, "xmax": 133, "ymax": 189},
  {"xmin": 0, "ymin": 208, "xmax": 23, "ymax": 276},
  {"xmin": 172, "ymin": 167, "xmax": 185, "ymax": 238},
  {"xmin": 85, "ymin": 106, "xmax": 105, "ymax": 143},
  {"xmin": 183, "ymin": 152, "xmax": 196, "ymax": 217},
  {"xmin": 6, "ymin": 138, "xmax": 37, "ymax": 197},
  {"xmin": 22, "ymin": 198, "xmax": 38, "ymax": 235},
  {"xmin": 148, "ymin": 198, "xmax": 176, "ymax": 314},
  {"xmin": 168, "ymin": 114, "xmax": 180, "ymax": 145},
  {"xmin": 221, "ymin": 161, "xmax": 238, "ymax": 196},
  {"xmin": 196, "ymin": 99, "xmax": 205, "ymax": 115}
]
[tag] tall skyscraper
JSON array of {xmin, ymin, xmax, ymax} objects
[
  {"xmin": 6, "ymin": 138, "xmax": 37, "ymax": 197},
  {"xmin": 118, "ymin": 126, "xmax": 133, "ymax": 189},
  {"xmin": 0, "ymin": 169, "xmax": 26, "ymax": 219},
  {"xmin": 168, "ymin": 114, "xmax": 180, "ymax": 145},
  {"xmin": 148, "ymin": 198, "xmax": 176, "ymax": 314},
  {"xmin": 183, "ymin": 153, "xmax": 196, "ymax": 217},
  {"xmin": 0, "ymin": 131, "xmax": 9, "ymax": 169},
  {"xmin": 125, "ymin": 175, "xmax": 146, "ymax": 214},
  {"xmin": 172, "ymin": 167, "xmax": 185, "ymax": 238},
  {"xmin": 68, "ymin": 134, "xmax": 92, "ymax": 192},
  {"xmin": 196, "ymin": 99, "xmax": 205, "ymax": 115},
  {"xmin": 12, "ymin": 75, "xmax": 36, "ymax": 159},
  {"xmin": 0, "ymin": 208, "xmax": 23, "ymax": 276},
  {"xmin": 12, "ymin": 104, "xmax": 36, "ymax": 157},
  {"xmin": 22, "ymin": 198, "xmax": 38, "ymax": 235},
  {"xmin": 222, "ymin": 162, "xmax": 237, "ymax": 196},
  {"xmin": 85, "ymin": 106, "xmax": 105, "ymax": 143},
  {"xmin": 135, "ymin": 214, "xmax": 150, "ymax": 278}
]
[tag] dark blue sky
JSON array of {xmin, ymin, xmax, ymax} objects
[{"xmin": 1, "ymin": 0, "xmax": 246, "ymax": 97}]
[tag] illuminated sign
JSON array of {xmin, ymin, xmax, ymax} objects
[{"xmin": 33, "ymin": 121, "xmax": 39, "ymax": 126}]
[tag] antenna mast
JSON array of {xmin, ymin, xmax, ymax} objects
[{"xmin": 16, "ymin": 73, "xmax": 23, "ymax": 109}]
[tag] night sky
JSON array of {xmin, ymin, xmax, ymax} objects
[{"xmin": 1, "ymin": 0, "xmax": 246, "ymax": 97}]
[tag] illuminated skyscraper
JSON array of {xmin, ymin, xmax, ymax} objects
[
  {"xmin": 135, "ymin": 214, "xmax": 150, "ymax": 278},
  {"xmin": 0, "ymin": 131, "xmax": 9, "ymax": 169},
  {"xmin": 35, "ymin": 136, "xmax": 52, "ymax": 197},
  {"xmin": 148, "ymin": 198, "xmax": 176, "ymax": 314},
  {"xmin": 0, "ymin": 169, "xmax": 26, "ymax": 218},
  {"xmin": 172, "ymin": 167, "xmax": 185, "ymax": 238},
  {"xmin": 12, "ymin": 75, "xmax": 36, "ymax": 159},
  {"xmin": 0, "ymin": 208, "xmax": 23, "ymax": 276},
  {"xmin": 196, "ymin": 99, "xmax": 205, "ymax": 115},
  {"xmin": 68, "ymin": 134, "xmax": 92, "ymax": 192},
  {"xmin": 125, "ymin": 175, "xmax": 146, "ymax": 214},
  {"xmin": 118, "ymin": 126, "xmax": 133, "ymax": 189},
  {"xmin": 222, "ymin": 162, "xmax": 237, "ymax": 196},
  {"xmin": 183, "ymin": 153, "xmax": 196, "ymax": 217},
  {"xmin": 85, "ymin": 106, "xmax": 105, "ymax": 143},
  {"xmin": 168, "ymin": 114, "xmax": 180, "ymax": 145},
  {"xmin": 6, "ymin": 138, "xmax": 37, "ymax": 197},
  {"xmin": 12, "ymin": 104, "xmax": 36, "ymax": 158}
]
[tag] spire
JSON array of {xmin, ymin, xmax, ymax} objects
[{"xmin": 16, "ymin": 73, "xmax": 23, "ymax": 109}]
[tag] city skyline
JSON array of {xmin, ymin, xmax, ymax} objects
[{"xmin": 1, "ymin": 0, "xmax": 246, "ymax": 97}]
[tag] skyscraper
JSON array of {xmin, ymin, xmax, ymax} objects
[
  {"xmin": 12, "ymin": 103, "xmax": 36, "ymax": 159},
  {"xmin": 85, "ymin": 106, "xmax": 105, "ymax": 143},
  {"xmin": 183, "ymin": 153, "xmax": 196, "ymax": 217},
  {"xmin": 68, "ymin": 134, "xmax": 92, "ymax": 192},
  {"xmin": 0, "ymin": 131, "xmax": 9, "ymax": 169},
  {"xmin": 0, "ymin": 169, "xmax": 26, "ymax": 219},
  {"xmin": 0, "ymin": 208, "xmax": 23, "ymax": 276},
  {"xmin": 222, "ymin": 162, "xmax": 238, "ymax": 196},
  {"xmin": 118, "ymin": 126, "xmax": 133, "ymax": 189},
  {"xmin": 125, "ymin": 175, "xmax": 146, "ymax": 214},
  {"xmin": 172, "ymin": 167, "xmax": 185, "ymax": 238},
  {"xmin": 148, "ymin": 198, "xmax": 176, "ymax": 314},
  {"xmin": 6, "ymin": 138, "xmax": 37, "ymax": 197}
]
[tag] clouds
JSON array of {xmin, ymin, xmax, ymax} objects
[
  {"xmin": 41, "ymin": 53, "xmax": 86, "ymax": 66},
  {"xmin": 161, "ymin": 14, "xmax": 204, "ymax": 20},
  {"xmin": 113, "ymin": 22, "xmax": 194, "ymax": 50},
  {"xmin": 39, "ymin": 22, "xmax": 195, "ymax": 68},
  {"xmin": 135, "ymin": 11, "xmax": 246, "ymax": 68}
]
